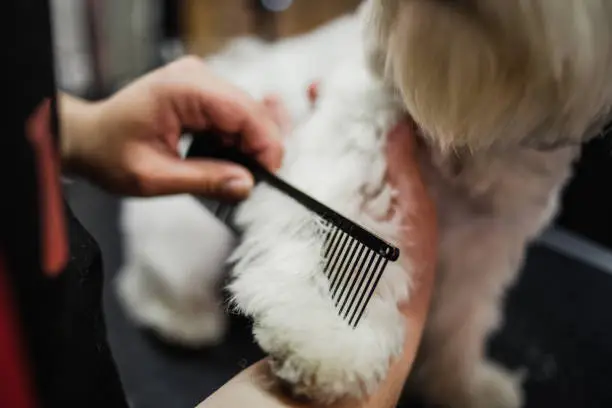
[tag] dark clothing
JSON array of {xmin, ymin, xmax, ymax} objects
[{"xmin": 1, "ymin": 0, "xmax": 129, "ymax": 407}]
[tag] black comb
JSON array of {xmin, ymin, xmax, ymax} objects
[{"xmin": 186, "ymin": 131, "xmax": 400, "ymax": 328}]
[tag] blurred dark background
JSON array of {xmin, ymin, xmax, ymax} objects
[{"xmin": 52, "ymin": 1, "xmax": 612, "ymax": 407}]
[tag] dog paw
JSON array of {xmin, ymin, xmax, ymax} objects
[
  {"xmin": 467, "ymin": 361, "xmax": 525, "ymax": 408},
  {"xmin": 228, "ymin": 186, "xmax": 410, "ymax": 403},
  {"xmin": 225, "ymin": 88, "xmax": 408, "ymax": 402},
  {"xmin": 251, "ymin": 309, "xmax": 406, "ymax": 404}
]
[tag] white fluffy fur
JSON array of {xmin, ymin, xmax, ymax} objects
[
  {"xmin": 228, "ymin": 54, "xmax": 409, "ymax": 402},
  {"xmin": 117, "ymin": 1, "xmax": 612, "ymax": 407},
  {"xmin": 118, "ymin": 195, "xmax": 235, "ymax": 346},
  {"xmin": 117, "ymin": 15, "xmax": 361, "ymax": 347}
]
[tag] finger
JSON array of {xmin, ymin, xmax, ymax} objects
[
  {"xmin": 162, "ymin": 58, "xmax": 284, "ymax": 171},
  {"xmin": 191, "ymin": 84, "xmax": 284, "ymax": 171},
  {"xmin": 135, "ymin": 152, "xmax": 255, "ymax": 201},
  {"xmin": 262, "ymin": 94, "xmax": 292, "ymax": 137}
]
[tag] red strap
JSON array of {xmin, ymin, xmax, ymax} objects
[
  {"xmin": 0, "ymin": 250, "xmax": 37, "ymax": 408},
  {"xmin": 26, "ymin": 98, "xmax": 68, "ymax": 277}
]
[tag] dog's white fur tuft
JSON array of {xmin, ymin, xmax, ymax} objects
[{"xmin": 227, "ymin": 55, "xmax": 410, "ymax": 401}]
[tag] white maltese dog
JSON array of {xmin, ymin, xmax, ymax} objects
[{"xmin": 117, "ymin": 1, "xmax": 612, "ymax": 407}]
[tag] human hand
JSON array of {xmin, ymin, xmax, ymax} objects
[{"xmin": 60, "ymin": 56, "xmax": 290, "ymax": 201}]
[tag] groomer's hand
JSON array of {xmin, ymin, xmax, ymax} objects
[{"xmin": 60, "ymin": 56, "xmax": 289, "ymax": 201}]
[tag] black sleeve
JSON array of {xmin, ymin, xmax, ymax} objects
[{"xmin": 1, "ymin": 1, "xmax": 129, "ymax": 407}]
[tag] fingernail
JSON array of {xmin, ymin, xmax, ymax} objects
[{"xmin": 222, "ymin": 177, "xmax": 253, "ymax": 196}]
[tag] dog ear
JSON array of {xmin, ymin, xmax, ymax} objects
[
  {"xmin": 385, "ymin": 1, "xmax": 513, "ymax": 151},
  {"xmin": 368, "ymin": 0, "xmax": 612, "ymax": 150}
]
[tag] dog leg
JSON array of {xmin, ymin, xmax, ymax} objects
[
  {"xmin": 228, "ymin": 61, "xmax": 412, "ymax": 403},
  {"xmin": 412, "ymin": 221, "xmax": 527, "ymax": 408}
]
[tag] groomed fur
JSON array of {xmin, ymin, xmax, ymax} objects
[
  {"xmin": 117, "ymin": 1, "xmax": 612, "ymax": 406},
  {"xmin": 228, "ymin": 56, "xmax": 410, "ymax": 402},
  {"xmin": 365, "ymin": 0, "xmax": 612, "ymax": 151}
]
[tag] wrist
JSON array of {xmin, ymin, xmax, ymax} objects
[{"xmin": 58, "ymin": 93, "xmax": 105, "ymax": 173}]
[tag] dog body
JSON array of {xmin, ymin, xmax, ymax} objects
[
  {"xmin": 410, "ymin": 142, "xmax": 577, "ymax": 408},
  {"xmin": 361, "ymin": 2, "xmax": 612, "ymax": 403},
  {"xmin": 117, "ymin": 2, "xmax": 612, "ymax": 407}
]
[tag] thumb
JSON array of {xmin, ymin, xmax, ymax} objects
[{"xmin": 138, "ymin": 154, "xmax": 255, "ymax": 201}]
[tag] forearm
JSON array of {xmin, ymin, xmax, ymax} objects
[
  {"xmin": 198, "ymin": 359, "xmax": 360, "ymax": 408},
  {"xmin": 57, "ymin": 92, "xmax": 102, "ymax": 173}
]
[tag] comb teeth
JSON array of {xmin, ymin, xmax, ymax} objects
[
  {"xmin": 200, "ymin": 200, "xmax": 393, "ymax": 329},
  {"xmin": 199, "ymin": 199, "xmax": 238, "ymax": 230},
  {"xmin": 214, "ymin": 202, "xmax": 236, "ymax": 223},
  {"xmin": 321, "ymin": 222, "xmax": 390, "ymax": 328}
]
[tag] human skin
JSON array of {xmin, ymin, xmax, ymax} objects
[{"xmin": 59, "ymin": 56, "xmax": 284, "ymax": 201}]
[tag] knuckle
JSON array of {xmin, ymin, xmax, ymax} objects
[
  {"xmin": 200, "ymin": 177, "xmax": 217, "ymax": 195},
  {"xmin": 130, "ymin": 171, "xmax": 158, "ymax": 197},
  {"xmin": 223, "ymin": 89, "xmax": 249, "ymax": 112},
  {"xmin": 203, "ymin": 179, "xmax": 231, "ymax": 200},
  {"xmin": 165, "ymin": 55, "xmax": 206, "ymax": 76},
  {"xmin": 177, "ymin": 55, "xmax": 203, "ymax": 68}
]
